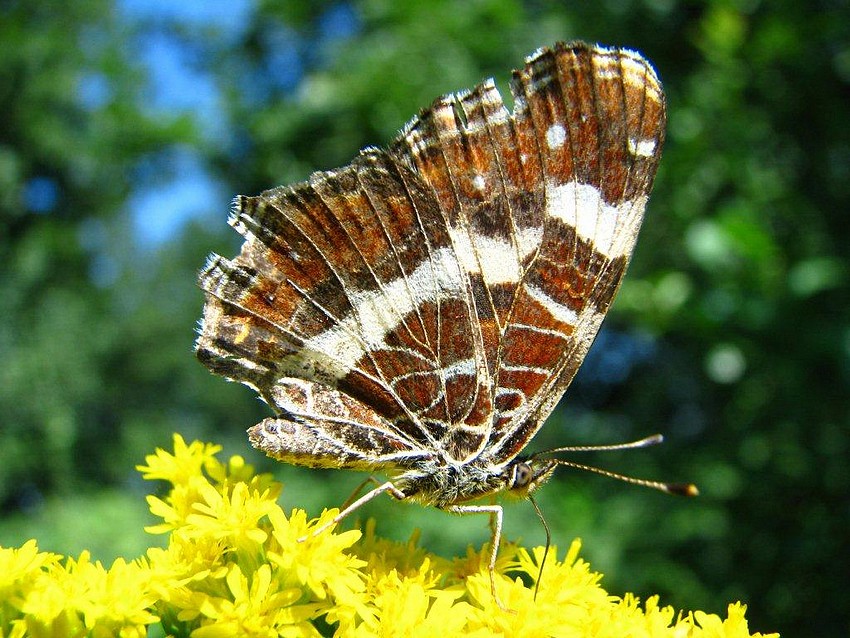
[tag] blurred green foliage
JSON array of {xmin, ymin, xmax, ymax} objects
[{"xmin": 1, "ymin": 1, "xmax": 848, "ymax": 636}]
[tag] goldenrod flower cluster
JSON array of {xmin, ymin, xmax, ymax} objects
[{"xmin": 0, "ymin": 435, "xmax": 778, "ymax": 637}]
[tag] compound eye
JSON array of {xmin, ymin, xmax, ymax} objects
[{"xmin": 511, "ymin": 462, "xmax": 534, "ymax": 488}]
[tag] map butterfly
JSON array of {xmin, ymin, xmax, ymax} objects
[{"xmin": 196, "ymin": 41, "xmax": 696, "ymax": 601}]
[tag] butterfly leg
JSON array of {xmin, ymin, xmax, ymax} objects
[
  {"xmin": 446, "ymin": 503, "xmax": 509, "ymax": 610},
  {"xmin": 341, "ymin": 475, "xmax": 383, "ymax": 510},
  {"xmin": 488, "ymin": 498, "xmax": 499, "ymax": 537},
  {"xmin": 298, "ymin": 480, "xmax": 407, "ymax": 542}
]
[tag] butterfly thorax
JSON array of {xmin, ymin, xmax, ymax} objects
[{"xmin": 393, "ymin": 456, "xmax": 558, "ymax": 509}]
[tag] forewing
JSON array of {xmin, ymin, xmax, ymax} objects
[
  {"xmin": 390, "ymin": 42, "xmax": 665, "ymax": 462},
  {"xmin": 490, "ymin": 44, "xmax": 666, "ymax": 459}
]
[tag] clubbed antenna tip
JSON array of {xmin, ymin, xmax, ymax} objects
[{"xmin": 664, "ymin": 483, "xmax": 699, "ymax": 497}]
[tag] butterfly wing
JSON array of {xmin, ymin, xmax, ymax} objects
[{"xmin": 196, "ymin": 42, "xmax": 665, "ymax": 471}]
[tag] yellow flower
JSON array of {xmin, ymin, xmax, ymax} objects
[
  {"xmin": 189, "ymin": 564, "xmax": 321, "ymax": 638},
  {"xmin": 607, "ymin": 594, "xmax": 681, "ymax": 638},
  {"xmin": 693, "ymin": 602, "xmax": 779, "ymax": 638},
  {"xmin": 141, "ymin": 435, "xmax": 281, "ymax": 543},
  {"xmin": 17, "ymin": 552, "xmax": 93, "ymax": 635},
  {"xmin": 354, "ymin": 519, "xmax": 449, "ymax": 580},
  {"xmin": 5, "ymin": 437, "xmax": 780, "ymax": 638},
  {"xmin": 16, "ymin": 551, "xmax": 158, "ymax": 638},
  {"xmin": 266, "ymin": 508, "xmax": 366, "ymax": 606},
  {"xmin": 146, "ymin": 529, "xmax": 230, "ymax": 591},
  {"xmin": 80, "ymin": 557, "xmax": 159, "ymax": 637},
  {"xmin": 0, "ymin": 540, "xmax": 62, "ymax": 638},
  {"xmin": 489, "ymin": 540, "xmax": 612, "ymax": 635},
  {"xmin": 462, "ymin": 549, "xmax": 558, "ymax": 636},
  {"xmin": 144, "ymin": 481, "xmax": 202, "ymax": 534},
  {"xmin": 184, "ymin": 480, "xmax": 276, "ymax": 556},
  {"xmin": 205, "ymin": 453, "xmax": 280, "ymax": 498},
  {"xmin": 0, "ymin": 540, "xmax": 59, "ymax": 602},
  {"xmin": 137, "ymin": 434, "xmax": 222, "ymax": 487},
  {"xmin": 349, "ymin": 569, "xmax": 475, "ymax": 638}
]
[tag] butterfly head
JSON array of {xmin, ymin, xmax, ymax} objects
[{"xmin": 504, "ymin": 458, "xmax": 558, "ymax": 499}]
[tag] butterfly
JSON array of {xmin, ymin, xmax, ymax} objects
[{"xmin": 196, "ymin": 40, "xmax": 694, "ymax": 602}]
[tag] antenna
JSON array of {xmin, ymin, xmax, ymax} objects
[
  {"xmin": 533, "ymin": 433, "xmax": 665, "ymax": 455},
  {"xmin": 531, "ymin": 433, "xmax": 699, "ymax": 496},
  {"xmin": 546, "ymin": 458, "xmax": 698, "ymax": 496},
  {"xmin": 528, "ymin": 433, "xmax": 698, "ymax": 599}
]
